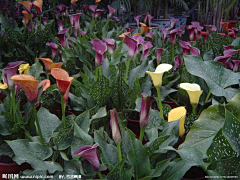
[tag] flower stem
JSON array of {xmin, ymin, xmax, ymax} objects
[
  {"xmin": 32, "ymin": 104, "xmax": 44, "ymax": 144},
  {"xmin": 10, "ymin": 90, "xmax": 16, "ymax": 122},
  {"xmin": 124, "ymin": 58, "xmax": 131, "ymax": 83},
  {"xmin": 139, "ymin": 127, "xmax": 145, "ymax": 143},
  {"xmin": 116, "ymin": 142, "xmax": 122, "ymax": 162},
  {"xmin": 157, "ymin": 88, "xmax": 164, "ymax": 119},
  {"xmin": 98, "ymin": 66, "xmax": 102, "ymax": 76},
  {"xmin": 204, "ymin": 91, "xmax": 211, "ymax": 103},
  {"xmin": 192, "ymin": 104, "xmax": 197, "ymax": 115},
  {"xmin": 97, "ymin": 171, "xmax": 103, "ymax": 179},
  {"xmin": 60, "ymin": 95, "xmax": 66, "ymax": 128},
  {"xmin": 171, "ymin": 44, "xmax": 175, "ymax": 63},
  {"xmin": 46, "ymin": 73, "xmax": 49, "ymax": 80}
]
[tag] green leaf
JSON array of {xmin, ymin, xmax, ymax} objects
[
  {"xmin": 231, "ymin": 37, "xmax": 240, "ymax": 46},
  {"xmin": 90, "ymin": 75, "xmax": 112, "ymax": 107},
  {"xmin": 7, "ymin": 139, "xmax": 62, "ymax": 173},
  {"xmin": 75, "ymin": 110, "xmax": 90, "ymax": 133},
  {"xmin": 37, "ymin": 107, "xmax": 61, "ymax": 143},
  {"xmin": 106, "ymin": 159, "xmax": 129, "ymax": 180},
  {"xmin": 29, "ymin": 59, "xmax": 44, "ymax": 81},
  {"xmin": 53, "ymin": 128, "xmax": 73, "ymax": 150},
  {"xmin": 184, "ymin": 55, "xmax": 240, "ymax": 101},
  {"xmin": 223, "ymin": 109, "xmax": 240, "ymax": 153},
  {"xmin": 225, "ymin": 92, "xmax": 240, "ymax": 120},
  {"xmin": 94, "ymin": 131, "xmax": 119, "ymax": 170},
  {"xmin": 127, "ymin": 130, "xmax": 150, "ymax": 179},
  {"xmin": 0, "ymin": 115, "xmax": 12, "ymax": 135},
  {"xmin": 179, "ymin": 105, "xmax": 225, "ymax": 158}
]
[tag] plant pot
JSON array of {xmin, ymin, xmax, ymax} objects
[
  {"xmin": 0, "ymin": 156, "xmax": 31, "ymax": 180},
  {"xmin": 181, "ymin": 166, "xmax": 207, "ymax": 180},
  {"xmin": 152, "ymin": 18, "xmax": 173, "ymax": 31}
]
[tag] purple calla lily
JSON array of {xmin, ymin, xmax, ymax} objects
[
  {"xmin": 223, "ymin": 45, "xmax": 235, "ymax": 50},
  {"xmin": 52, "ymin": 10, "xmax": 60, "ymax": 19},
  {"xmin": 46, "ymin": 42, "xmax": 58, "ymax": 58},
  {"xmin": 3, "ymin": 61, "xmax": 24, "ymax": 90},
  {"xmin": 107, "ymin": 5, "xmax": 115, "ymax": 18},
  {"xmin": 141, "ymin": 41, "xmax": 153, "ymax": 58},
  {"xmin": 170, "ymin": 19, "xmax": 178, "ymax": 29},
  {"xmin": 74, "ymin": 143, "xmax": 101, "ymax": 171},
  {"xmin": 90, "ymin": 39, "xmax": 107, "ymax": 66},
  {"xmin": 111, "ymin": 16, "xmax": 119, "ymax": 23},
  {"xmin": 214, "ymin": 55, "xmax": 232, "ymax": 65},
  {"xmin": 169, "ymin": 29, "xmax": 179, "ymax": 45},
  {"xmin": 42, "ymin": 17, "xmax": 48, "ymax": 25},
  {"xmin": 223, "ymin": 49, "xmax": 238, "ymax": 56},
  {"xmin": 57, "ymin": 28, "xmax": 69, "ymax": 47},
  {"xmin": 162, "ymin": 28, "xmax": 170, "ymax": 42},
  {"xmin": 72, "ymin": 13, "xmax": 81, "ymax": 37},
  {"xmin": 103, "ymin": 37, "xmax": 115, "ymax": 55},
  {"xmin": 133, "ymin": 35, "xmax": 144, "ymax": 56},
  {"xmin": 173, "ymin": 56, "xmax": 183, "ymax": 72},
  {"xmin": 142, "ymin": 13, "xmax": 148, "ymax": 24},
  {"xmin": 69, "ymin": 15, "xmax": 74, "ymax": 26},
  {"xmin": 134, "ymin": 15, "xmax": 141, "ymax": 27},
  {"xmin": 178, "ymin": 40, "xmax": 200, "ymax": 56},
  {"xmin": 147, "ymin": 14, "xmax": 153, "ymax": 27},
  {"xmin": 89, "ymin": 5, "xmax": 103, "ymax": 18},
  {"xmin": 125, "ymin": 35, "xmax": 138, "ymax": 60},
  {"xmin": 232, "ymin": 60, "xmax": 240, "ymax": 72},
  {"xmin": 139, "ymin": 93, "xmax": 154, "ymax": 128},
  {"xmin": 156, "ymin": 48, "xmax": 166, "ymax": 63},
  {"xmin": 57, "ymin": 20, "xmax": 65, "ymax": 31},
  {"xmin": 110, "ymin": 108, "xmax": 121, "ymax": 143},
  {"xmin": 146, "ymin": 32, "xmax": 154, "ymax": 43}
]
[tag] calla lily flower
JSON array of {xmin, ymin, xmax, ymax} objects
[
  {"xmin": 140, "ymin": 23, "xmax": 151, "ymax": 35},
  {"xmin": 90, "ymin": 39, "xmax": 107, "ymax": 67},
  {"xmin": 72, "ymin": 13, "xmax": 82, "ymax": 37},
  {"xmin": 22, "ymin": 11, "xmax": 31, "ymax": 27},
  {"xmin": 119, "ymin": 32, "xmax": 130, "ymax": 39},
  {"xmin": 134, "ymin": 15, "xmax": 141, "ymax": 27},
  {"xmin": 38, "ymin": 58, "xmax": 63, "ymax": 74},
  {"xmin": 103, "ymin": 38, "xmax": 115, "ymax": 55},
  {"xmin": 169, "ymin": 29, "xmax": 179, "ymax": 45},
  {"xmin": 52, "ymin": 10, "xmax": 60, "ymax": 19},
  {"xmin": 11, "ymin": 74, "xmax": 39, "ymax": 104},
  {"xmin": 146, "ymin": 64, "xmax": 173, "ymax": 89},
  {"xmin": 39, "ymin": 79, "xmax": 51, "ymax": 91},
  {"xmin": 201, "ymin": 32, "xmax": 207, "ymax": 43},
  {"xmin": 187, "ymin": 21, "xmax": 203, "ymax": 41},
  {"xmin": 107, "ymin": 5, "xmax": 115, "ymax": 18},
  {"xmin": 162, "ymin": 28, "xmax": 170, "ymax": 42},
  {"xmin": 224, "ymin": 45, "xmax": 235, "ymax": 50},
  {"xmin": 179, "ymin": 83, "xmax": 203, "ymax": 105},
  {"xmin": 89, "ymin": 5, "xmax": 103, "ymax": 19},
  {"xmin": 83, "ymin": 5, "xmax": 89, "ymax": 13},
  {"xmin": 156, "ymin": 48, "xmax": 166, "ymax": 64},
  {"xmin": 146, "ymin": 32, "xmax": 154, "ymax": 43},
  {"xmin": 125, "ymin": 35, "xmax": 138, "ymax": 60},
  {"xmin": 111, "ymin": 16, "xmax": 119, "ymax": 23},
  {"xmin": 147, "ymin": 14, "xmax": 153, "ymax": 27},
  {"xmin": 42, "ymin": 17, "xmax": 48, "ymax": 25},
  {"xmin": 51, "ymin": 68, "xmax": 74, "ymax": 103},
  {"xmin": 231, "ymin": 60, "xmax": 240, "ymax": 72},
  {"xmin": 3, "ymin": 61, "xmax": 24, "ymax": 91},
  {"xmin": 141, "ymin": 41, "xmax": 153, "ymax": 58},
  {"xmin": 66, "ymin": 37, "xmax": 76, "ymax": 48},
  {"xmin": 57, "ymin": 20, "xmax": 65, "ymax": 31},
  {"xmin": 74, "ymin": 143, "xmax": 101, "ymax": 171},
  {"xmin": 168, "ymin": 106, "xmax": 186, "ymax": 137},
  {"xmin": 0, "ymin": 82, "xmax": 8, "ymax": 89},
  {"xmin": 173, "ymin": 56, "xmax": 182, "ymax": 72},
  {"xmin": 214, "ymin": 49, "xmax": 238, "ymax": 65},
  {"xmin": 33, "ymin": 0, "xmax": 42, "ymax": 14},
  {"xmin": 46, "ymin": 42, "xmax": 58, "ymax": 59},
  {"xmin": 18, "ymin": 63, "xmax": 30, "ymax": 74},
  {"xmin": 110, "ymin": 109, "xmax": 121, "ymax": 143},
  {"xmin": 220, "ymin": 22, "xmax": 229, "ymax": 33},
  {"xmin": 19, "ymin": 1, "xmax": 32, "ymax": 12},
  {"xmin": 132, "ymin": 35, "xmax": 144, "ymax": 56},
  {"xmin": 139, "ymin": 93, "xmax": 154, "ymax": 128},
  {"xmin": 57, "ymin": 28, "xmax": 69, "ymax": 47},
  {"xmin": 178, "ymin": 40, "xmax": 200, "ymax": 56},
  {"xmin": 71, "ymin": 0, "xmax": 78, "ymax": 6},
  {"xmin": 170, "ymin": 19, "xmax": 178, "ymax": 29}
]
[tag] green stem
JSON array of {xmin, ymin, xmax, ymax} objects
[
  {"xmin": 60, "ymin": 95, "xmax": 66, "ymax": 128},
  {"xmin": 98, "ymin": 66, "xmax": 102, "ymax": 76},
  {"xmin": 11, "ymin": 90, "xmax": 16, "ymax": 122},
  {"xmin": 171, "ymin": 44, "xmax": 175, "ymax": 63},
  {"xmin": 95, "ymin": 66, "xmax": 99, "ymax": 81},
  {"xmin": 192, "ymin": 104, "xmax": 197, "ymax": 115},
  {"xmin": 97, "ymin": 171, "xmax": 103, "ymax": 179},
  {"xmin": 204, "ymin": 91, "xmax": 211, "ymax": 103},
  {"xmin": 32, "ymin": 104, "xmax": 44, "ymax": 144},
  {"xmin": 124, "ymin": 58, "xmax": 131, "ymax": 83},
  {"xmin": 157, "ymin": 88, "xmax": 164, "ymax": 120},
  {"xmin": 116, "ymin": 142, "xmax": 122, "ymax": 162},
  {"xmin": 139, "ymin": 127, "xmax": 145, "ymax": 143},
  {"xmin": 46, "ymin": 73, "xmax": 49, "ymax": 80}
]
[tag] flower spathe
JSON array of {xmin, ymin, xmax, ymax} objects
[
  {"xmin": 39, "ymin": 79, "xmax": 51, "ymax": 91},
  {"xmin": 19, "ymin": 1, "xmax": 32, "ymax": 12},
  {"xmin": 110, "ymin": 108, "xmax": 121, "ymax": 143},
  {"xmin": 146, "ymin": 64, "xmax": 173, "ymax": 89},
  {"xmin": 51, "ymin": 68, "xmax": 74, "ymax": 103},
  {"xmin": 140, "ymin": 23, "xmax": 151, "ymax": 35},
  {"xmin": 38, "ymin": 58, "xmax": 63, "ymax": 74},
  {"xmin": 103, "ymin": 37, "xmax": 115, "ymax": 55},
  {"xmin": 46, "ymin": 42, "xmax": 58, "ymax": 58},
  {"xmin": 125, "ymin": 35, "xmax": 138, "ymax": 60},
  {"xmin": 74, "ymin": 143, "xmax": 101, "ymax": 171},
  {"xmin": 179, "ymin": 83, "xmax": 203, "ymax": 105},
  {"xmin": 168, "ymin": 106, "xmax": 186, "ymax": 137},
  {"xmin": 90, "ymin": 39, "xmax": 107, "ymax": 66},
  {"xmin": 32, "ymin": 0, "xmax": 42, "ymax": 14},
  {"xmin": 139, "ymin": 93, "xmax": 154, "ymax": 128},
  {"xmin": 11, "ymin": 74, "xmax": 39, "ymax": 104}
]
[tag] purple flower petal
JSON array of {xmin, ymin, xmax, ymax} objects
[
  {"xmin": 90, "ymin": 39, "xmax": 107, "ymax": 66},
  {"xmin": 139, "ymin": 93, "xmax": 154, "ymax": 128},
  {"xmin": 156, "ymin": 48, "xmax": 166, "ymax": 63},
  {"xmin": 46, "ymin": 42, "xmax": 58, "ymax": 58},
  {"xmin": 173, "ymin": 56, "xmax": 182, "ymax": 72},
  {"xmin": 103, "ymin": 38, "xmax": 115, "ymax": 55},
  {"xmin": 110, "ymin": 108, "xmax": 121, "ymax": 143},
  {"xmin": 134, "ymin": 15, "xmax": 141, "ymax": 27},
  {"xmin": 125, "ymin": 35, "xmax": 138, "ymax": 60},
  {"xmin": 107, "ymin": 5, "xmax": 115, "ymax": 18}
]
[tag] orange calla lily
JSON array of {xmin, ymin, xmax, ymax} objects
[
  {"xmin": 11, "ymin": 74, "xmax": 39, "ymax": 104},
  {"xmin": 71, "ymin": 0, "xmax": 78, "ymax": 6},
  {"xmin": 51, "ymin": 68, "xmax": 74, "ymax": 103},
  {"xmin": 33, "ymin": 0, "xmax": 43, "ymax": 14},
  {"xmin": 39, "ymin": 79, "xmax": 51, "ymax": 91},
  {"xmin": 19, "ymin": 1, "xmax": 32, "ymax": 12},
  {"xmin": 22, "ymin": 11, "xmax": 31, "ymax": 27},
  {"xmin": 95, "ymin": 0, "xmax": 101, "ymax": 6},
  {"xmin": 38, "ymin": 58, "xmax": 63, "ymax": 74},
  {"xmin": 140, "ymin": 23, "xmax": 151, "ymax": 35},
  {"xmin": 220, "ymin": 22, "xmax": 229, "ymax": 33},
  {"xmin": 119, "ymin": 32, "xmax": 130, "ymax": 38}
]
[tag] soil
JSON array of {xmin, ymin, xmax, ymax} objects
[{"xmin": 0, "ymin": 156, "xmax": 15, "ymax": 164}]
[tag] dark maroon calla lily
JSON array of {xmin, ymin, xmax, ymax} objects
[
  {"xmin": 174, "ymin": 56, "xmax": 183, "ymax": 72},
  {"xmin": 146, "ymin": 32, "xmax": 154, "ymax": 43},
  {"xmin": 52, "ymin": 10, "xmax": 60, "ymax": 19},
  {"xmin": 57, "ymin": 28, "xmax": 69, "ymax": 47},
  {"xmin": 141, "ymin": 41, "xmax": 153, "ymax": 58},
  {"xmin": 142, "ymin": 13, "xmax": 148, "ymax": 24},
  {"xmin": 187, "ymin": 21, "xmax": 203, "ymax": 41},
  {"xmin": 74, "ymin": 143, "xmax": 101, "ymax": 171},
  {"xmin": 223, "ymin": 49, "xmax": 238, "ymax": 56},
  {"xmin": 169, "ymin": 29, "xmax": 179, "ymax": 45},
  {"xmin": 139, "ymin": 93, "xmax": 154, "ymax": 128},
  {"xmin": 90, "ymin": 39, "xmax": 107, "ymax": 66},
  {"xmin": 223, "ymin": 45, "xmax": 235, "ymax": 50},
  {"xmin": 42, "ymin": 17, "xmax": 48, "ymax": 25},
  {"xmin": 232, "ymin": 60, "xmax": 240, "ymax": 72},
  {"xmin": 214, "ymin": 55, "xmax": 231, "ymax": 65},
  {"xmin": 156, "ymin": 48, "xmax": 166, "ymax": 63},
  {"xmin": 103, "ymin": 38, "xmax": 115, "ymax": 55},
  {"xmin": 134, "ymin": 15, "xmax": 141, "ymax": 27},
  {"xmin": 4, "ymin": 61, "xmax": 24, "ymax": 90},
  {"xmin": 110, "ymin": 108, "xmax": 121, "ymax": 143},
  {"xmin": 125, "ymin": 35, "xmax": 138, "ymax": 60},
  {"xmin": 89, "ymin": 5, "xmax": 103, "ymax": 18},
  {"xmin": 57, "ymin": 20, "xmax": 65, "ymax": 31},
  {"xmin": 107, "ymin": 5, "xmax": 115, "ymax": 18},
  {"xmin": 178, "ymin": 40, "xmax": 200, "ymax": 56},
  {"xmin": 46, "ymin": 42, "xmax": 58, "ymax": 58}
]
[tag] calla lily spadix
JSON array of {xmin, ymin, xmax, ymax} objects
[
  {"xmin": 168, "ymin": 106, "xmax": 186, "ymax": 137},
  {"xmin": 146, "ymin": 63, "xmax": 173, "ymax": 89},
  {"xmin": 74, "ymin": 143, "xmax": 101, "ymax": 172}
]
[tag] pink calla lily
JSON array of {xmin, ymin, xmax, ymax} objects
[
  {"xmin": 57, "ymin": 20, "xmax": 65, "ymax": 31},
  {"xmin": 173, "ymin": 56, "xmax": 183, "ymax": 72},
  {"xmin": 146, "ymin": 32, "xmax": 154, "ymax": 44},
  {"xmin": 46, "ymin": 42, "xmax": 58, "ymax": 58},
  {"xmin": 134, "ymin": 15, "xmax": 141, "ymax": 27},
  {"xmin": 57, "ymin": 28, "xmax": 69, "ymax": 47},
  {"xmin": 125, "ymin": 35, "xmax": 138, "ymax": 60},
  {"xmin": 231, "ymin": 60, "xmax": 240, "ymax": 72},
  {"xmin": 103, "ymin": 38, "xmax": 115, "ymax": 55},
  {"xmin": 139, "ymin": 93, "xmax": 154, "ymax": 128},
  {"xmin": 110, "ymin": 108, "xmax": 121, "ymax": 143},
  {"xmin": 107, "ymin": 5, "xmax": 115, "ymax": 18},
  {"xmin": 170, "ymin": 19, "xmax": 179, "ymax": 29},
  {"xmin": 156, "ymin": 48, "xmax": 166, "ymax": 63},
  {"xmin": 141, "ymin": 41, "xmax": 153, "ymax": 58},
  {"xmin": 90, "ymin": 39, "xmax": 107, "ymax": 66}
]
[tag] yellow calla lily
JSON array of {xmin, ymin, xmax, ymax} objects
[
  {"xmin": 168, "ymin": 106, "xmax": 186, "ymax": 137},
  {"xmin": 146, "ymin": 63, "xmax": 172, "ymax": 88},
  {"xmin": 18, "ymin": 63, "xmax": 30, "ymax": 74},
  {"xmin": 0, "ymin": 83, "xmax": 8, "ymax": 89},
  {"xmin": 179, "ymin": 83, "xmax": 203, "ymax": 105}
]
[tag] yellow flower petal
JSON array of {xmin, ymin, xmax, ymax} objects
[
  {"xmin": 168, "ymin": 106, "xmax": 186, "ymax": 137},
  {"xmin": 179, "ymin": 83, "xmax": 203, "ymax": 105},
  {"xmin": 0, "ymin": 83, "xmax": 8, "ymax": 89},
  {"xmin": 19, "ymin": 63, "xmax": 30, "ymax": 74}
]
